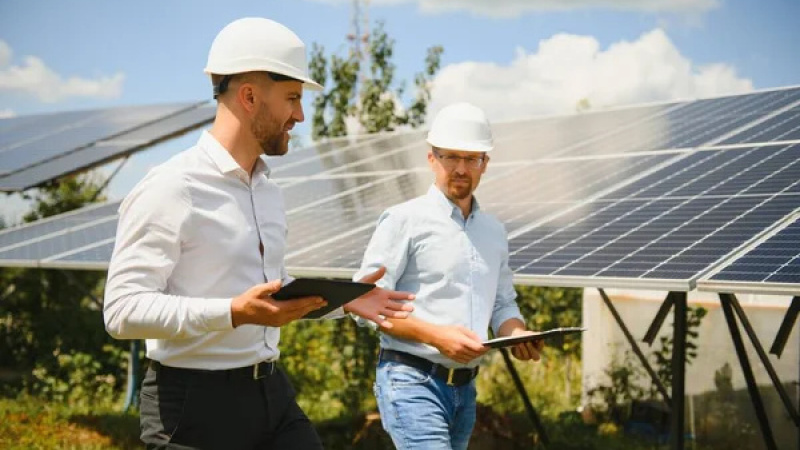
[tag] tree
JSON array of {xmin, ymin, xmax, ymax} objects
[
  {"xmin": 310, "ymin": 20, "xmax": 443, "ymax": 139},
  {"xmin": 0, "ymin": 174, "xmax": 123, "ymax": 404}
]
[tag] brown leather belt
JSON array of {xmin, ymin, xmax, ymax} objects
[{"xmin": 379, "ymin": 349, "xmax": 478, "ymax": 386}]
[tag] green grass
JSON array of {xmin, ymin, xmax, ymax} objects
[
  {"xmin": 0, "ymin": 397, "xmax": 140, "ymax": 450},
  {"xmin": 0, "ymin": 395, "xmax": 669, "ymax": 450}
]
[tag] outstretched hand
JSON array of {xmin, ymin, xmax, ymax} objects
[{"xmin": 344, "ymin": 266, "xmax": 415, "ymax": 329}]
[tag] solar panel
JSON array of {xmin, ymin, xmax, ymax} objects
[
  {"xmin": 698, "ymin": 213, "xmax": 800, "ymax": 295},
  {"xmin": 265, "ymin": 133, "xmax": 390, "ymax": 178},
  {"xmin": 0, "ymin": 109, "xmax": 99, "ymax": 154},
  {"xmin": 0, "ymin": 102, "xmax": 214, "ymax": 191},
  {"xmin": 556, "ymin": 88, "xmax": 800, "ymax": 157},
  {"xmin": 0, "ymin": 201, "xmax": 120, "ymax": 249},
  {"xmin": 509, "ymin": 144, "xmax": 800, "ymax": 290},
  {"xmin": 717, "ymin": 105, "xmax": 800, "ymax": 145},
  {"xmin": 0, "ymin": 86, "xmax": 799, "ymax": 298},
  {"xmin": 0, "ymin": 216, "xmax": 117, "ymax": 263},
  {"xmin": 268, "ymin": 131, "xmax": 427, "ymax": 178},
  {"xmin": 46, "ymin": 240, "xmax": 115, "ymax": 270}
]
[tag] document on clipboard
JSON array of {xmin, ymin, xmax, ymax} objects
[
  {"xmin": 483, "ymin": 327, "xmax": 586, "ymax": 349},
  {"xmin": 272, "ymin": 278, "xmax": 376, "ymax": 319}
]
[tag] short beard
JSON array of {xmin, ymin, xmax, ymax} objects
[
  {"xmin": 251, "ymin": 102, "xmax": 288, "ymax": 156},
  {"xmin": 447, "ymin": 177, "xmax": 474, "ymax": 200}
]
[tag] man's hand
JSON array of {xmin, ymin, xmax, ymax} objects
[
  {"xmin": 231, "ymin": 280, "xmax": 326, "ymax": 327},
  {"xmin": 430, "ymin": 325, "xmax": 488, "ymax": 364},
  {"xmin": 507, "ymin": 329, "xmax": 543, "ymax": 361},
  {"xmin": 344, "ymin": 266, "xmax": 415, "ymax": 329}
]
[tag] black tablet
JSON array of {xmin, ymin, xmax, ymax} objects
[
  {"xmin": 483, "ymin": 327, "xmax": 586, "ymax": 349},
  {"xmin": 272, "ymin": 278, "xmax": 376, "ymax": 319}
]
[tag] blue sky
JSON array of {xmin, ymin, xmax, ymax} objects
[{"xmin": 1, "ymin": 0, "xmax": 799, "ymax": 221}]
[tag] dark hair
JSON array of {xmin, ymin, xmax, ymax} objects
[{"xmin": 212, "ymin": 71, "xmax": 302, "ymax": 99}]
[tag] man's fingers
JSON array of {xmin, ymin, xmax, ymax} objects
[
  {"xmin": 255, "ymin": 280, "xmax": 283, "ymax": 297},
  {"xmin": 276, "ymin": 296, "xmax": 325, "ymax": 312},
  {"xmin": 381, "ymin": 310, "xmax": 410, "ymax": 319},
  {"xmin": 363, "ymin": 313, "xmax": 393, "ymax": 330},
  {"xmin": 358, "ymin": 266, "xmax": 386, "ymax": 284},
  {"xmin": 385, "ymin": 291, "xmax": 415, "ymax": 301},
  {"xmin": 462, "ymin": 328, "xmax": 483, "ymax": 342},
  {"xmin": 381, "ymin": 300, "xmax": 415, "ymax": 312}
]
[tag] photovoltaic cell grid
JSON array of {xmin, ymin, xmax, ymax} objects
[
  {"xmin": 0, "ymin": 87, "xmax": 799, "ymax": 295},
  {"xmin": 697, "ymin": 214, "xmax": 800, "ymax": 295},
  {"xmin": 0, "ymin": 201, "xmax": 121, "ymax": 269},
  {"xmin": 553, "ymin": 87, "xmax": 800, "ymax": 158},
  {"xmin": 0, "ymin": 102, "xmax": 215, "ymax": 191},
  {"xmin": 509, "ymin": 144, "xmax": 800, "ymax": 289}
]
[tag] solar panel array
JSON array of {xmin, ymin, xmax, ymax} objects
[
  {"xmin": 1, "ymin": 87, "xmax": 799, "ymax": 294},
  {"xmin": 0, "ymin": 102, "xmax": 215, "ymax": 191},
  {"xmin": 698, "ymin": 213, "xmax": 800, "ymax": 295}
]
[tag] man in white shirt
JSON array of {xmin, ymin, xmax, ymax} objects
[
  {"xmin": 103, "ymin": 17, "xmax": 414, "ymax": 449},
  {"xmin": 354, "ymin": 102, "xmax": 543, "ymax": 450}
]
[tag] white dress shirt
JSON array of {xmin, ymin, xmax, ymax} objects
[
  {"xmin": 104, "ymin": 131, "xmax": 289, "ymax": 369},
  {"xmin": 354, "ymin": 185, "xmax": 523, "ymax": 369}
]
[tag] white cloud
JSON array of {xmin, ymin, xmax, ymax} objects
[
  {"xmin": 429, "ymin": 28, "xmax": 753, "ymax": 122},
  {"xmin": 0, "ymin": 40, "xmax": 124, "ymax": 103},
  {"xmin": 0, "ymin": 108, "xmax": 15, "ymax": 119},
  {"xmin": 309, "ymin": 0, "xmax": 719, "ymax": 17}
]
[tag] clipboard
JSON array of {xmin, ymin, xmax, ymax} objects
[
  {"xmin": 483, "ymin": 327, "xmax": 586, "ymax": 349},
  {"xmin": 272, "ymin": 278, "xmax": 376, "ymax": 319}
]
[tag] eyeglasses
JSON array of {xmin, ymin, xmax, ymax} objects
[{"xmin": 432, "ymin": 150, "xmax": 487, "ymax": 170}]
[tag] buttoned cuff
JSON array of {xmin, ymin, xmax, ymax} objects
[
  {"xmin": 319, "ymin": 306, "xmax": 346, "ymax": 320},
  {"xmin": 205, "ymin": 298, "xmax": 235, "ymax": 330},
  {"xmin": 351, "ymin": 313, "xmax": 379, "ymax": 330}
]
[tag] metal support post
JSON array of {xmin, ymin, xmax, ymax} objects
[
  {"xmin": 669, "ymin": 292, "xmax": 687, "ymax": 450},
  {"xmin": 719, "ymin": 294, "xmax": 778, "ymax": 450}
]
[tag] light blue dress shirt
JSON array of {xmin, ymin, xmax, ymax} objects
[{"xmin": 354, "ymin": 184, "xmax": 523, "ymax": 369}]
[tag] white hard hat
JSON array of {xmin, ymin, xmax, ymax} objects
[
  {"xmin": 426, "ymin": 102, "xmax": 493, "ymax": 152},
  {"xmin": 204, "ymin": 17, "xmax": 323, "ymax": 91}
]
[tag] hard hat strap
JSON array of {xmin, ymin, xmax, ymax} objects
[{"xmin": 213, "ymin": 75, "xmax": 233, "ymax": 100}]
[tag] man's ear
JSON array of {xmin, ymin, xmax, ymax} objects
[{"xmin": 237, "ymin": 83, "xmax": 257, "ymax": 113}]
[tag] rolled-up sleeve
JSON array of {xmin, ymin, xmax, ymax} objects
[
  {"xmin": 490, "ymin": 236, "xmax": 523, "ymax": 335},
  {"xmin": 103, "ymin": 172, "xmax": 232, "ymax": 340}
]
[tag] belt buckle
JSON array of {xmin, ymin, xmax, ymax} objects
[
  {"xmin": 446, "ymin": 368, "xmax": 456, "ymax": 386},
  {"xmin": 253, "ymin": 362, "xmax": 271, "ymax": 380}
]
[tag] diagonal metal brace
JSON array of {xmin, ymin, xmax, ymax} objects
[
  {"xmin": 598, "ymin": 288, "xmax": 671, "ymax": 406},
  {"xmin": 644, "ymin": 292, "xmax": 675, "ymax": 346},
  {"xmin": 722, "ymin": 293, "xmax": 800, "ymax": 427},
  {"xmin": 770, "ymin": 296, "xmax": 800, "ymax": 358}
]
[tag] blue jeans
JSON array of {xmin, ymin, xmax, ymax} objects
[{"xmin": 375, "ymin": 360, "xmax": 477, "ymax": 450}]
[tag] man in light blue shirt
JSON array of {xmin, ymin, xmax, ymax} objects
[{"xmin": 354, "ymin": 102, "xmax": 543, "ymax": 449}]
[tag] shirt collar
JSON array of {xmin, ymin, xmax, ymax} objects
[
  {"xmin": 199, "ymin": 130, "xmax": 271, "ymax": 178},
  {"xmin": 427, "ymin": 184, "xmax": 481, "ymax": 218}
]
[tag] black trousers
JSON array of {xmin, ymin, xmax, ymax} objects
[{"xmin": 139, "ymin": 361, "xmax": 323, "ymax": 450}]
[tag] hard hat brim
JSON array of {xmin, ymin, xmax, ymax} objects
[
  {"xmin": 203, "ymin": 66, "xmax": 323, "ymax": 91},
  {"xmin": 426, "ymin": 136, "xmax": 493, "ymax": 153}
]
